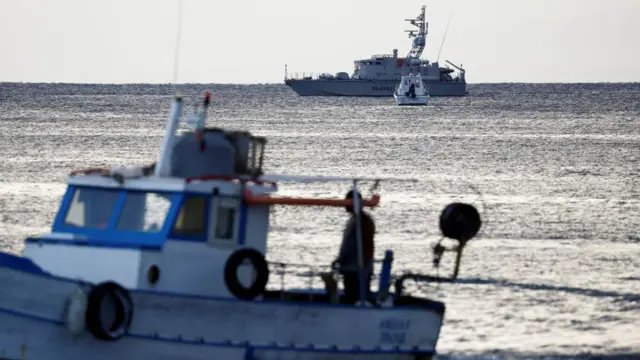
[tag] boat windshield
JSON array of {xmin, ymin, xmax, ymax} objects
[{"xmin": 63, "ymin": 187, "xmax": 172, "ymax": 233}]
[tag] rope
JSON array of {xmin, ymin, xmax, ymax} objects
[{"xmin": 172, "ymin": 0, "xmax": 184, "ymax": 86}]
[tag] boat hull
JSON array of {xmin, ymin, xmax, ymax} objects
[
  {"xmin": 393, "ymin": 94, "xmax": 429, "ymax": 106},
  {"xmin": 0, "ymin": 312, "xmax": 432, "ymax": 360},
  {"xmin": 285, "ymin": 79, "xmax": 466, "ymax": 97},
  {"xmin": 0, "ymin": 251, "xmax": 441, "ymax": 360}
]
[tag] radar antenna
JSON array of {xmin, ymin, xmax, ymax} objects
[{"xmin": 404, "ymin": 5, "xmax": 428, "ymax": 61}]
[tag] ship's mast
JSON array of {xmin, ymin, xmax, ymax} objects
[{"xmin": 404, "ymin": 6, "xmax": 428, "ymax": 61}]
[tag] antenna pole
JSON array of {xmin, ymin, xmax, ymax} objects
[
  {"xmin": 403, "ymin": 6, "xmax": 428, "ymax": 69},
  {"xmin": 436, "ymin": 13, "xmax": 452, "ymax": 63},
  {"xmin": 195, "ymin": 92, "xmax": 211, "ymax": 152},
  {"xmin": 172, "ymin": 0, "xmax": 184, "ymax": 84}
]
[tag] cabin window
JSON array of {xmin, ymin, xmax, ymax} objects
[
  {"xmin": 64, "ymin": 188, "xmax": 120, "ymax": 229},
  {"xmin": 215, "ymin": 207, "xmax": 236, "ymax": 239},
  {"xmin": 172, "ymin": 196, "xmax": 207, "ymax": 237},
  {"xmin": 116, "ymin": 192, "xmax": 172, "ymax": 233},
  {"xmin": 209, "ymin": 198, "xmax": 239, "ymax": 244}
]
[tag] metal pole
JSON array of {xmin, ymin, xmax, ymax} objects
[
  {"xmin": 172, "ymin": 0, "xmax": 184, "ymax": 85},
  {"xmin": 452, "ymin": 241, "xmax": 466, "ymax": 280},
  {"xmin": 352, "ymin": 180, "xmax": 366, "ymax": 305},
  {"xmin": 155, "ymin": 96, "xmax": 183, "ymax": 177},
  {"xmin": 377, "ymin": 250, "xmax": 393, "ymax": 304}
]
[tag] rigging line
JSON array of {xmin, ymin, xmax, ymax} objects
[
  {"xmin": 436, "ymin": 12, "xmax": 452, "ymax": 63},
  {"xmin": 172, "ymin": 0, "xmax": 184, "ymax": 85}
]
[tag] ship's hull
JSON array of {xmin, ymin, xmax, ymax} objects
[
  {"xmin": 285, "ymin": 79, "xmax": 466, "ymax": 97},
  {"xmin": 0, "ymin": 313, "xmax": 432, "ymax": 360},
  {"xmin": 0, "ymin": 251, "xmax": 441, "ymax": 360}
]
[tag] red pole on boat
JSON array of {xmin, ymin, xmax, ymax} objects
[{"xmin": 195, "ymin": 91, "xmax": 211, "ymax": 152}]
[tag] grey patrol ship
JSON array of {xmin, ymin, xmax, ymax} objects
[{"xmin": 284, "ymin": 5, "xmax": 467, "ymax": 97}]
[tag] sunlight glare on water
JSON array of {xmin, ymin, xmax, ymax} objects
[{"xmin": 0, "ymin": 82, "xmax": 639, "ymax": 359}]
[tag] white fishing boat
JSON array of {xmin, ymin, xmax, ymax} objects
[
  {"xmin": 394, "ymin": 73, "xmax": 429, "ymax": 106},
  {"xmin": 0, "ymin": 92, "xmax": 482, "ymax": 360}
]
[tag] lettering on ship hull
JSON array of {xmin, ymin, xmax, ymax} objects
[
  {"xmin": 372, "ymin": 86, "xmax": 395, "ymax": 92},
  {"xmin": 378, "ymin": 318, "xmax": 411, "ymax": 345}
]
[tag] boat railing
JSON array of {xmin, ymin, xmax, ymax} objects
[
  {"xmin": 285, "ymin": 72, "xmax": 326, "ymax": 81},
  {"xmin": 285, "ymin": 72, "xmax": 308, "ymax": 80},
  {"xmin": 285, "ymin": 72, "xmax": 382, "ymax": 82},
  {"xmin": 266, "ymin": 251, "xmax": 394, "ymax": 303},
  {"xmin": 371, "ymin": 54, "xmax": 395, "ymax": 58},
  {"xmin": 285, "ymin": 72, "xmax": 359, "ymax": 81}
]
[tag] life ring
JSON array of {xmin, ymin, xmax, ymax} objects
[
  {"xmin": 224, "ymin": 248, "xmax": 269, "ymax": 300},
  {"xmin": 85, "ymin": 281, "xmax": 134, "ymax": 341}
]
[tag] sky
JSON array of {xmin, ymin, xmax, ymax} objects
[{"xmin": 1, "ymin": 0, "xmax": 639, "ymax": 84}]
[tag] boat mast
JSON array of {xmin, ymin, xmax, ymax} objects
[
  {"xmin": 155, "ymin": 95, "xmax": 184, "ymax": 177},
  {"xmin": 402, "ymin": 5, "xmax": 428, "ymax": 76},
  {"xmin": 404, "ymin": 5, "xmax": 428, "ymax": 62}
]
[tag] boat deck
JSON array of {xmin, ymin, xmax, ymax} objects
[{"xmin": 262, "ymin": 289, "xmax": 445, "ymax": 314}]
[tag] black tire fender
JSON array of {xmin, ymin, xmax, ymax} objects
[
  {"xmin": 85, "ymin": 281, "xmax": 133, "ymax": 341},
  {"xmin": 439, "ymin": 202, "xmax": 482, "ymax": 243},
  {"xmin": 224, "ymin": 248, "xmax": 269, "ymax": 300}
]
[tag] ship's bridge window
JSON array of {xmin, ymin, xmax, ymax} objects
[
  {"xmin": 171, "ymin": 195, "xmax": 207, "ymax": 237},
  {"xmin": 63, "ymin": 187, "xmax": 120, "ymax": 229},
  {"xmin": 208, "ymin": 197, "xmax": 239, "ymax": 245},
  {"xmin": 116, "ymin": 192, "xmax": 172, "ymax": 233}
]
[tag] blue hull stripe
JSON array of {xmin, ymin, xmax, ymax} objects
[{"xmin": 24, "ymin": 237, "xmax": 163, "ymax": 251}]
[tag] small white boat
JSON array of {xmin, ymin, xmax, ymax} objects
[
  {"xmin": 393, "ymin": 74, "xmax": 429, "ymax": 106},
  {"xmin": 0, "ymin": 92, "xmax": 483, "ymax": 360}
]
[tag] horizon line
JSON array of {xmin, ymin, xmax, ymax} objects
[{"xmin": 2, "ymin": 81, "xmax": 640, "ymax": 86}]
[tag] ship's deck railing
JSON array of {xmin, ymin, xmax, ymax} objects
[
  {"xmin": 370, "ymin": 54, "xmax": 396, "ymax": 59},
  {"xmin": 285, "ymin": 72, "xmax": 396, "ymax": 82},
  {"xmin": 266, "ymin": 253, "xmax": 393, "ymax": 303},
  {"xmin": 285, "ymin": 72, "xmax": 346, "ymax": 81}
]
